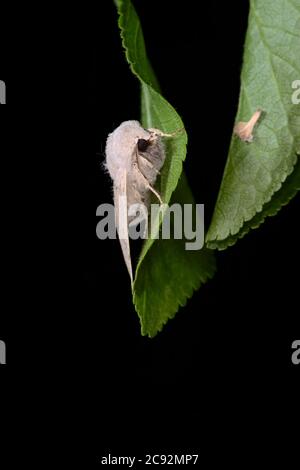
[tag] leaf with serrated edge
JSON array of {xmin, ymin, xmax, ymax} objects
[
  {"xmin": 206, "ymin": 0, "xmax": 300, "ymax": 249},
  {"xmin": 116, "ymin": 0, "xmax": 216, "ymax": 337}
]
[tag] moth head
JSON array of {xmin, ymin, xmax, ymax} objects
[{"xmin": 137, "ymin": 138, "xmax": 151, "ymax": 152}]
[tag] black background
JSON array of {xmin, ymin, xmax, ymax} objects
[{"xmin": 1, "ymin": 0, "xmax": 299, "ymax": 466}]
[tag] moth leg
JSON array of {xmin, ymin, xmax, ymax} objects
[
  {"xmin": 145, "ymin": 181, "xmax": 163, "ymax": 205},
  {"xmin": 147, "ymin": 127, "xmax": 184, "ymax": 139},
  {"xmin": 132, "ymin": 162, "xmax": 163, "ymax": 205},
  {"xmin": 138, "ymin": 153, "xmax": 160, "ymax": 175}
]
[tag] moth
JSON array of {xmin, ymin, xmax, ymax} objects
[
  {"xmin": 105, "ymin": 120, "xmax": 178, "ymax": 282},
  {"xmin": 234, "ymin": 109, "xmax": 262, "ymax": 142}
]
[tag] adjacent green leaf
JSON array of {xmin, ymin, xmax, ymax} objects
[
  {"xmin": 207, "ymin": 0, "xmax": 300, "ymax": 249},
  {"xmin": 116, "ymin": 0, "xmax": 216, "ymax": 337}
]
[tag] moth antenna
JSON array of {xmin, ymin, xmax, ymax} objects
[{"xmin": 147, "ymin": 127, "xmax": 184, "ymax": 139}]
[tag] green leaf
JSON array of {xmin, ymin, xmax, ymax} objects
[
  {"xmin": 206, "ymin": 0, "xmax": 300, "ymax": 249},
  {"xmin": 116, "ymin": 0, "xmax": 216, "ymax": 337}
]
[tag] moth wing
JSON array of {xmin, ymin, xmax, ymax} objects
[{"xmin": 114, "ymin": 168, "xmax": 133, "ymax": 283}]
